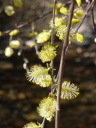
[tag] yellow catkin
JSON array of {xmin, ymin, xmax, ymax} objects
[{"xmin": 37, "ymin": 97, "xmax": 56, "ymax": 121}]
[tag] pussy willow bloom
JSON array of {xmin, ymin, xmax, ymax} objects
[
  {"xmin": 76, "ymin": 33, "xmax": 84, "ymax": 42},
  {"xmin": 9, "ymin": 40, "xmax": 20, "ymax": 49},
  {"xmin": 26, "ymin": 65, "xmax": 52, "ymax": 87},
  {"xmin": 23, "ymin": 122, "xmax": 42, "ymax": 128},
  {"xmin": 39, "ymin": 45, "xmax": 57, "ymax": 62},
  {"xmin": 71, "ymin": 18, "xmax": 81, "ymax": 24},
  {"xmin": 74, "ymin": 9, "xmax": 84, "ymax": 19},
  {"xmin": 13, "ymin": 0, "xmax": 23, "ymax": 8},
  {"xmin": 36, "ymin": 74, "xmax": 52, "ymax": 87},
  {"xmin": 36, "ymin": 30, "xmax": 50, "ymax": 44},
  {"xmin": 60, "ymin": 7, "xmax": 68, "ymax": 15},
  {"xmin": 4, "ymin": 5, "xmax": 15, "ymax": 16},
  {"xmin": 57, "ymin": 2, "xmax": 62, "ymax": 8},
  {"xmin": 4, "ymin": 46, "xmax": 14, "ymax": 57},
  {"xmin": 60, "ymin": 81, "xmax": 79, "ymax": 100},
  {"xmin": 9, "ymin": 29, "xmax": 19, "ymax": 36},
  {"xmin": 56, "ymin": 25, "xmax": 67, "ymax": 40},
  {"xmin": 56, "ymin": 25, "xmax": 76, "ymax": 42},
  {"xmin": 37, "ymin": 97, "xmax": 56, "ymax": 121},
  {"xmin": 76, "ymin": 0, "xmax": 82, "ymax": 6},
  {"xmin": 49, "ymin": 17, "xmax": 66, "ymax": 28}
]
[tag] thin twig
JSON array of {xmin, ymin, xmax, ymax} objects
[
  {"xmin": 50, "ymin": 0, "xmax": 57, "ymax": 88},
  {"xmin": 90, "ymin": 1, "xmax": 96, "ymax": 33},
  {"xmin": 51, "ymin": 0, "xmax": 57, "ymax": 46},
  {"xmin": 55, "ymin": 1, "xmax": 75, "ymax": 128},
  {"xmin": 42, "ymin": 118, "xmax": 46, "ymax": 128},
  {"xmin": 75, "ymin": 0, "xmax": 95, "ymax": 33},
  {"xmin": 41, "ymin": 2, "xmax": 57, "ymax": 127},
  {"xmin": 0, "ymin": 11, "xmax": 52, "ymax": 37}
]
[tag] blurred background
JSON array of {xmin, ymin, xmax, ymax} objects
[{"xmin": 0, "ymin": 0, "xmax": 96, "ymax": 128}]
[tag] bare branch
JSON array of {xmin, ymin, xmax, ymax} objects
[
  {"xmin": 1, "ymin": 11, "xmax": 52, "ymax": 37},
  {"xmin": 55, "ymin": 1, "xmax": 75, "ymax": 128}
]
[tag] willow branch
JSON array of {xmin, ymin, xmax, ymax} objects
[
  {"xmin": 50, "ymin": 0, "xmax": 57, "ymax": 86},
  {"xmin": 51, "ymin": 0, "xmax": 57, "ymax": 46},
  {"xmin": 90, "ymin": 1, "xmax": 96, "ymax": 33},
  {"xmin": 75, "ymin": 0, "xmax": 95, "ymax": 33},
  {"xmin": 55, "ymin": 1, "xmax": 75, "ymax": 128},
  {"xmin": 0, "ymin": 11, "xmax": 52, "ymax": 37},
  {"xmin": 42, "ymin": 118, "xmax": 46, "ymax": 128}
]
